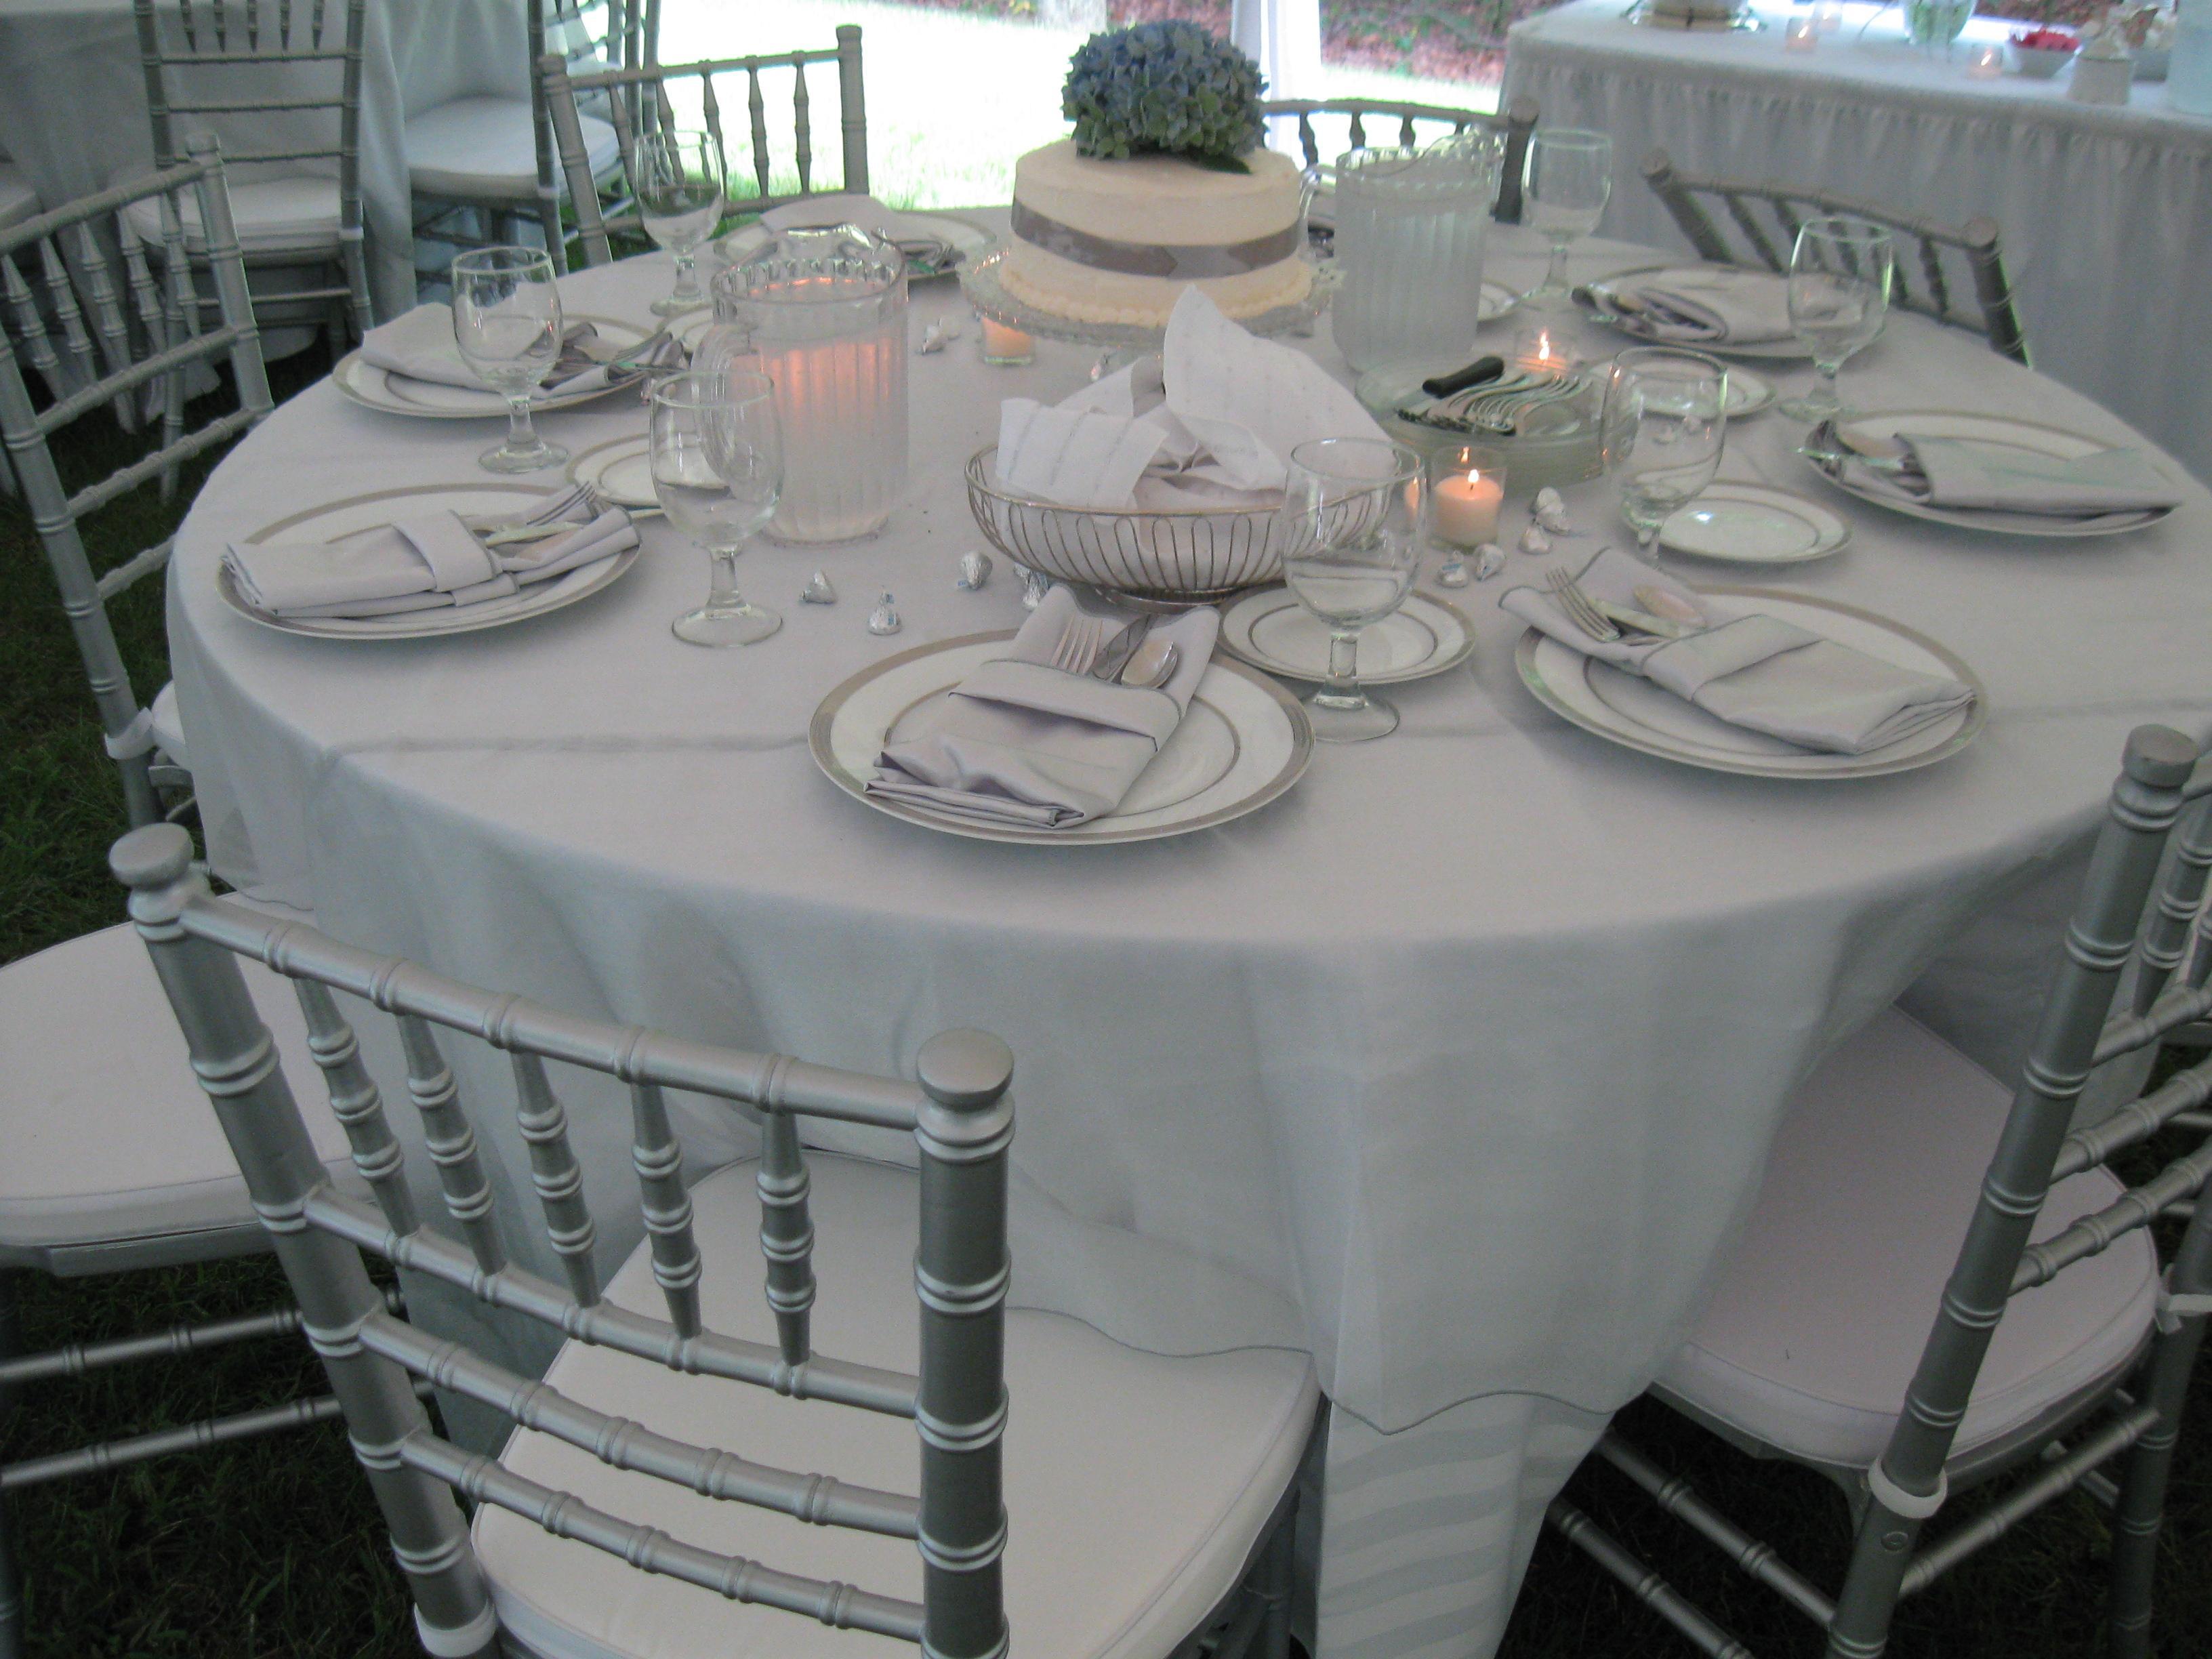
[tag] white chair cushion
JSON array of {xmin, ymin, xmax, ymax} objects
[
  {"xmin": 0, "ymin": 162, "xmax": 41, "ymax": 232},
  {"xmin": 476, "ymin": 1155, "xmax": 1319, "ymax": 1659},
  {"xmin": 0, "ymin": 922, "xmax": 361, "ymax": 1252},
  {"xmin": 1660, "ymin": 1007, "xmax": 2158, "ymax": 1470},
  {"xmin": 149, "ymin": 680, "xmax": 188, "ymax": 770},
  {"xmin": 406, "ymin": 96, "xmax": 620, "ymax": 202},
  {"xmin": 120, "ymin": 173, "xmax": 342, "ymax": 260}
]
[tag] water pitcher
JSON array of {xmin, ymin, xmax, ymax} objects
[
  {"xmin": 1329, "ymin": 134, "xmax": 1504, "ymax": 373},
  {"xmin": 699, "ymin": 228, "xmax": 908, "ymax": 543}
]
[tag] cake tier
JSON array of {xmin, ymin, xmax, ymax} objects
[{"xmin": 998, "ymin": 242, "xmax": 1312, "ymax": 327}]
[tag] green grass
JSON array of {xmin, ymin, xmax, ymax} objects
[{"xmin": 3, "ymin": 334, "xmax": 2209, "ymax": 1659}]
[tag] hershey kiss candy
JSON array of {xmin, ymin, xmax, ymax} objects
[
  {"xmin": 956, "ymin": 550, "xmax": 993, "ymax": 591},
  {"xmin": 1474, "ymin": 543, "xmax": 1507, "ymax": 581},
  {"xmin": 867, "ymin": 592, "xmax": 903, "ymax": 636},
  {"xmin": 1019, "ymin": 566, "xmax": 1052, "ymax": 611},
  {"xmin": 1437, "ymin": 552, "xmax": 1472, "ymax": 589},
  {"xmin": 1518, "ymin": 523, "xmax": 1553, "ymax": 556},
  {"xmin": 1533, "ymin": 487, "xmax": 1570, "ymax": 533},
  {"xmin": 916, "ymin": 318, "xmax": 962, "ymax": 355},
  {"xmin": 800, "ymin": 570, "xmax": 837, "ymax": 605}
]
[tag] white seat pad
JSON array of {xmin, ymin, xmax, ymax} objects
[
  {"xmin": 1661, "ymin": 1008, "xmax": 2158, "ymax": 1469},
  {"xmin": 0, "ymin": 922, "xmax": 360, "ymax": 1250},
  {"xmin": 407, "ymin": 96, "xmax": 619, "ymax": 201},
  {"xmin": 476, "ymin": 1155, "xmax": 1319, "ymax": 1659},
  {"xmin": 0, "ymin": 162, "xmax": 41, "ymax": 232},
  {"xmin": 120, "ymin": 172, "xmax": 342, "ymax": 260},
  {"xmin": 150, "ymin": 680, "xmax": 188, "ymax": 769}
]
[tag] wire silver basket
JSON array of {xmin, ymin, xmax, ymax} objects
[{"xmin": 964, "ymin": 447, "xmax": 1288, "ymax": 605}]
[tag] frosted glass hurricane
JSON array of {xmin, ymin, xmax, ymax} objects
[
  {"xmin": 1330, "ymin": 133, "xmax": 1503, "ymax": 373},
  {"xmin": 697, "ymin": 228, "xmax": 909, "ymax": 544}
]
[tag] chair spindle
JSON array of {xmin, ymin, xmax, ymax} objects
[
  {"xmin": 627, "ymin": 1078, "xmax": 703, "ymax": 1337},
  {"xmin": 756, "ymin": 1105, "xmax": 815, "ymax": 1365},
  {"xmin": 396, "ymin": 1014, "xmax": 508, "ymax": 1275},
  {"xmin": 293, "ymin": 979, "xmax": 422, "ymax": 1235},
  {"xmin": 510, "ymin": 1051, "xmax": 600, "ymax": 1306}
]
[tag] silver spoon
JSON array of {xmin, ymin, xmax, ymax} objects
[{"xmin": 1120, "ymin": 636, "xmax": 1181, "ymax": 689}]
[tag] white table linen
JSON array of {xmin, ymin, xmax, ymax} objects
[
  {"xmin": 1503, "ymin": 0, "xmax": 2212, "ymax": 485},
  {"xmin": 166, "ymin": 218, "xmax": 2212, "ymax": 1659},
  {"xmin": 0, "ymin": 0, "xmax": 527, "ymax": 321}
]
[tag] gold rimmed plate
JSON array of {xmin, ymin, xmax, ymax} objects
[
  {"xmin": 332, "ymin": 314, "xmax": 653, "ymax": 420},
  {"xmin": 1218, "ymin": 586, "xmax": 1477, "ymax": 685}
]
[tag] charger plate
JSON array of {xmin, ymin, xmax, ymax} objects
[
  {"xmin": 1515, "ymin": 586, "xmax": 1985, "ymax": 780},
  {"xmin": 218, "ymin": 483, "xmax": 639, "ymax": 641},
  {"xmin": 1218, "ymin": 588, "xmax": 1477, "ymax": 684},
  {"xmin": 1803, "ymin": 410, "xmax": 2179, "ymax": 538},
  {"xmin": 811, "ymin": 632, "xmax": 1313, "ymax": 844},
  {"xmin": 1659, "ymin": 483, "xmax": 1849, "ymax": 565},
  {"xmin": 333, "ymin": 315, "xmax": 653, "ymax": 419},
  {"xmin": 567, "ymin": 432, "xmax": 656, "ymax": 508}
]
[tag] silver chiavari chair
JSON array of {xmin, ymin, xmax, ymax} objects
[
  {"xmin": 112, "ymin": 820, "xmax": 1320, "ymax": 1659},
  {"xmin": 542, "ymin": 26, "xmax": 869, "ymax": 272},
  {"xmin": 1547, "ymin": 724, "xmax": 2212, "ymax": 1658},
  {"xmin": 0, "ymin": 138, "xmax": 272, "ymax": 825},
  {"xmin": 1641, "ymin": 148, "xmax": 2029, "ymax": 365},
  {"xmin": 1261, "ymin": 94, "xmax": 1539, "ymax": 224},
  {"xmin": 131, "ymin": 0, "xmax": 373, "ymax": 348}
]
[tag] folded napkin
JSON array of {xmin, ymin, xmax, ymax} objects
[
  {"xmin": 225, "ymin": 486, "xmax": 638, "ymax": 620},
  {"xmin": 994, "ymin": 287, "xmax": 1385, "ymax": 512},
  {"xmin": 1501, "ymin": 547, "xmax": 1975, "ymax": 755},
  {"xmin": 359, "ymin": 305, "xmax": 659, "ymax": 398},
  {"xmin": 1590, "ymin": 266, "xmax": 1797, "ymax": 345},
  {"xmin": 868, "ymin": 589, "xmax": 1221, "ymax": 829},
  {"xmin": 1824, "ymin": 424, "xmax": 2182, "ymax": 517}
]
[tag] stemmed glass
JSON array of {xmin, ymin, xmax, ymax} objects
[
  {"xmin": 451, "ymin": 246, "xmax": 567, "ymax": 474},
  {"xmin": 1521, "ymin": 129, "xmax": 1612, "ymax": 310},
  {"xmin": 1275, "ymin": 436, "xmax": 1426, "ymax": 743},
  {"xmin": 1601, "ymin": 348, "xmax": 1729, "ymax": 557},
  {"xmin": 1780, "ymin": 216, "xmax": 1894, "ymax": 423},
  {"xmin": 636, "ymin": 129, "xmax": 726, "ymax": 316},
  {"xmin": 651, "ymin": 369, "xmax": 783, "ymax": 647}
]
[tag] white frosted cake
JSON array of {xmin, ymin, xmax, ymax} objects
[{"xmin": 1002, "ymin": 139, "xmax": 1312, "ymax": 327}]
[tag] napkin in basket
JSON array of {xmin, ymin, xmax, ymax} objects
[
  {"xmin": 225, "ymin": 485, "xmax": 637, "ymax": 620},
  {"xmin": 359, "ymin": 305, "xmax": 665, "ymax": 398},
  {"xmin": 869, "ymin": 589, "xmax": 1220, "ymax": 830},
  {"xmin": 1502, "ymin": 548, "xmax": 1975, "ymax": 755},
  {"xmin": 1586, "ymin": 266, "xmax": 1797, "ymax": 345},
  {"xmin": 994, "ymin": 288, "xmax": 1384, "ymax": 513},
  {"xmin": 1819, "ymin": 422, "xmax": 2183, "ymax": 516}
]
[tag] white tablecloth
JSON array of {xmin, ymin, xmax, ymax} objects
[
  {"xmin": 0, "ymin": 0, "xmax": 529, "ymax": 320},
  {"xmin": 1503, "ymin": 0, "xmax": 2212, "ymax": 486},
  {"xmin": 166, "ymin": 221, "xmax": 2212, "ymax": 1659}
]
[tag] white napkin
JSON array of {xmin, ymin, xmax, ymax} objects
[
  {"xmin": 1832, "ymin": 429, "xmax": 2182, "ymax": 517},
  {"xmin": 994, "ymin": 288, "xmax": 1385, "ymax": 513},
  {"xmin": 226, "ymin": 489, "xmax": 637, "ymax": 620},
  {"xmin": 1502, "ymin": 548, "xmax": 1975, "ymax": 755},
  {"xmin": 869, "ymin": 588, "xmax": 1221, "ymax": 829},
  {"xmin": 359, "ymin": 305, "xmax": 639, "ymax": 398},
  {"xmin": 1597, "ymin": 266, "xmax": 1797, "ymax": 345}
]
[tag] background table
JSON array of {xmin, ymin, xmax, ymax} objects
[
  {"xmin": 1503, "ymin": 0, "xmax": 2212, "ymax": 486},
  {"xmin": 167, "ymin": 220, "xmax": 2212, "ymax": 1659},
  {"xmin": 0, "ymin": 0, "xmax": 528, "ymax": 321}
]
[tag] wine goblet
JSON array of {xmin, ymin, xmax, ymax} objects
[
  {"xmin": 1780, "ymin": 216, "xmax": 1895, "ymax": 423},
  {"xmin": 636, "ymin": 129, "xmax": 726, "ymax": 316},
  {"xmin": 1521, "ymin": 129, "xmax": 1612, "ymax": 310},
  {"xmin": 451, "ymin": 245, "xmax": 567, "ymax": 474},
  {"xmin": 1601, "ymin": 347, "xmax": 1729, "ymax": 556},
  {"xmin": 651, "ymin": 369, "xmax": 783, "ymax": 647}
]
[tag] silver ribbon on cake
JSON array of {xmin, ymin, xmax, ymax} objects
[{"xmin": 1010, "ymin": 201, "xmax": 1303, "ymax": 280}]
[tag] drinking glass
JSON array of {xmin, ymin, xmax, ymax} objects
[
  {"xmin": 1601, "ymin": 348, "xmax": 1729, "ymax": 554},
  {"xmin": 651, "ymin": 369, "xmax": 783, "ymax": 647},
  {"xmin": 451, "ymin": 246, "xmax": 567, "ymax": 474},
  {"xmin": 636, "ymin": 129, "xmax": 726, "ymax": 316},
  {"xmin": 1521, "ymin": 129, "xmax": 1612, "ymax": 310},
  {"xmin": 1780, "ymin": 216, "xmax": 1894, "ymax": 423},
  {"xmin": 1275, "ymin": 437, "xmax": 1425, "ymax": 743}
]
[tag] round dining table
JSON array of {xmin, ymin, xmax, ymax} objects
[{"xmin": 167, "ymin": 218, "xmax": 2212, "ymax": 1659}]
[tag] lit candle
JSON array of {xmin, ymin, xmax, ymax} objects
[
  {"xmin": 1967, "ymin": 41, "xmax": 2003, "ymax": 75},
  {"xmin": 979, "ymin": 316, "xmax": 1034, "ymax": 367},
  {"xmin": 1516, "ymin": 321, "xmax": 1572, "ymax": 377},
  {"xmin": 1432, "ymin": 468, "xmax": 1504, "ymax": 546},
  {"xmin": 1814, "ymin": 0, "xmax": 1845, "ymax": 30},
  {"xmin": 1785, "ymin": 15, "xmax": 1819, "ymax": 49}
]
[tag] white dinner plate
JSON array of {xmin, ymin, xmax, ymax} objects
[
  {"xmin": 567, "ymin": 432, "xmax": 656, "ymax": 508},
  {"xmin": 332, "ymin": 315, "xmax": 653, "ymax": 419},
  {"xmin": 811, "ymin": 632, "xmax": 1313, "ymax": 844},
  {"xmin": 1723, "ymin": 365, "xmax": 1774, "ymax": 417},
  {"xmin": 1804, "ymin": 409, "xmax": 2178, "ymax": 538},
  {"xmin": 1659, "ymin": 483, "xmax": 1849, "ymax": 565},
  {"xmin": 1515, "ymin": 586, "xmax": 1986, "ymax": 780},
  {"xmin": 1580, "ymin": 268, "xmax": 1811, "ymax": 360},
  {"xmin": 1479, "ymin": 281, "xmax": 1517, "ymax": 323},
  {"xmin": 715, "ymin": 211, "xmax": 996, "ymax": 279},
  {"xmin": 217, "ymin": 483, "xmax": 640, "ymax": 641},
  {"xmin": 1218, "ymin": 587, "xmax": 1477, "ymax": 684}
]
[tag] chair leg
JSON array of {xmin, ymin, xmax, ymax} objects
[
  {"xmin": 0, "ymin": 1277, "xmax": 23, "ymax": 1659},
  {"xmin": 1258, "ymin": 1496, "xmax": 1296, "ymax": 1659}
]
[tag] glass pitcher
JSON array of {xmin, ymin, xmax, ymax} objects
[
  {"xmin": 1329, "ymin": 133, "xmax": 1504, "ymax": 373},
  {"xmin": 696, "ymin": 226, "xmax": 908, "ymax": 544}
]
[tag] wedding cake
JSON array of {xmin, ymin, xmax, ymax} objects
[{"xmin": 998, "ymin": 22, "xmax": 1312, "ymax": 328}]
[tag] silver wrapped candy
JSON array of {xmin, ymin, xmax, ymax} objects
[
  {"xmin": 956, "ymin": 550, "xmax": 993, "ymax": 591},
  {"xmin": 1019, "ymin": 565, "xmax": 1052, "ymax": 611},
  {"xmin": 1475, "ymin": 542, "xmax": 1507, "ymax": 581},
  {"xmin": 1437, "ymin": 552, "xmax": 1472, "ymax": 588},
  {"xmin": 867, "ymin": 592, "xmax": 903, "ymax": 636},
  {"xmin": 916, "ymin": 317, "xmax": 962, "ymax": 355},
  {"xmin": 800, "ymin": 570, "xmax": 837, "ymax": 605},
  {"xmin": 1518, "ymin": 523, "xmax": 1553, "ymax": 556},
  {"xmin": 1532, "ymin": 487, "xmax": 1571, "ymax": 533}
]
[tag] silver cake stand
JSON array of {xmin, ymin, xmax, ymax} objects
[{"xmin": 958, "ymin": 247, "xmax": 1339, "ymax": 350}]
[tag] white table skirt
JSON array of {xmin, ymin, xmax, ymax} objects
[
  {"xmin": 167, "ymin": 221, "xmax": 2212, "ymax": 1659},
  {"xmin": 1502, "ymin": 0, "xmax": 2212, "ymax": 487},
  {"xmin": 0, "ymin": 0, "xmax": 529, "ymax": 321}
]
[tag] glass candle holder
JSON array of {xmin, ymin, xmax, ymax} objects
[
  {"xmin": 1513, "ymin": 315, "xmax": 1576, "ymax": 377},
  {"xmin": 1786, "ymin": 15, "xmax": 1820, "ymax": 49},
  {"xmin": 1427, "ymin": 444, "xmax": 1509, "ymax": 548},
  {"xmin": 979, "ymin": 316, "xmax": 1035, "ymax": 366}
]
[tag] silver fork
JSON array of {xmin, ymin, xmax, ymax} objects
[
  {"xmin": 1546, "ymin": 567, "xmax": 1621, "ymax": 643},
  {"xmin": 1050, "ymin": 613, "xmax": 1110, "ymax": 674}
]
